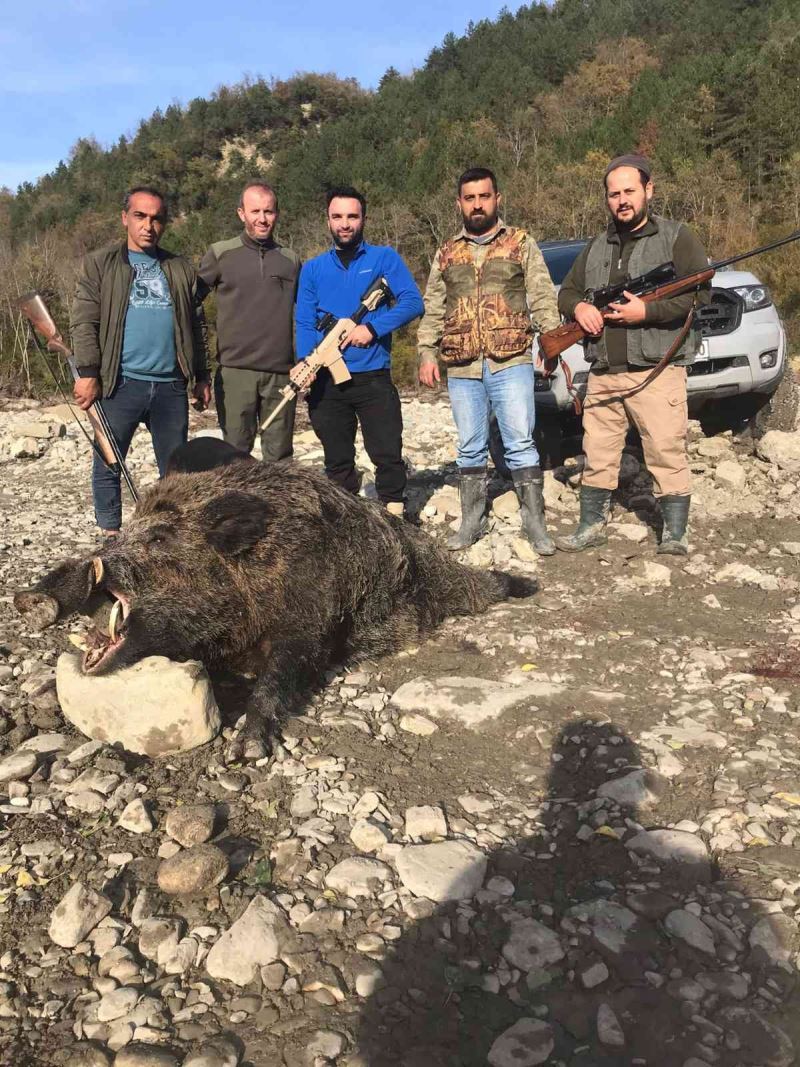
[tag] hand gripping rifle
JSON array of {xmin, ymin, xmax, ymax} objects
[
  {"xmin": 260, "ymin": 276, "xmax": 394, "ymax": 432},
  {"xmin": 539, "ymin": 228, "xmax": 800, "ymax": 363},
  {"xmin": 18, "ymin": 291, "xmax": 139, "ymax": 503}
]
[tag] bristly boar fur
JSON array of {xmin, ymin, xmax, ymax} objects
[{"xmin": 15, "ymin": 445, "xmax": 534, "ymax": 743}]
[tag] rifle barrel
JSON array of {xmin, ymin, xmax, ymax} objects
[{"xmin": 710, "ymin": 230, "xmax": 800, "ymax": 272}]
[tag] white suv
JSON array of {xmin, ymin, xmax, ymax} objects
[{"xmin": 536, "ymin": 239, "xmax": 788, "ymax": 420}]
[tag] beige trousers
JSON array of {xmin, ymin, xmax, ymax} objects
[{"xmin": 581, "ymin": 365, "xmax": 690, "ymax": 496}]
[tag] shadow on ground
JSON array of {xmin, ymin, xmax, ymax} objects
[{"xmin": 352, "ymin": 718, "xmax": 798, "ymax": 1067}]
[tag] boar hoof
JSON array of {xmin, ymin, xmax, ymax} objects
[{"xmin": 13, "ymin": 592, "xmax": 60, "ymax": 631}]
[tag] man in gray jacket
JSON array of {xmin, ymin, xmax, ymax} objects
[
  {"xmin": 72, "ymin": 185, "xmax": 209, "ymax": 536},
  {"xmin": 198, "ymin": 182, "xmax": 301, "ymax": 462}
]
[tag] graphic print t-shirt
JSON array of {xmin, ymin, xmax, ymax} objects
[{"xmin": 120, "ymin": 251, "xmax": 180, "ymax": 380}]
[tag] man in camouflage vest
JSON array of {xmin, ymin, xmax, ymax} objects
[
  {"xmin": 418, "ymin": 167, "xmax": 561, "ymax": 554},
  {"xmin": 556, "ymin": 154, "xmax": 710, "ymax": 555}
]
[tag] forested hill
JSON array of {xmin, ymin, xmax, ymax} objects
[{"xmin": 2, "ymin": 0, "xmax": 800, "ymax": 389}]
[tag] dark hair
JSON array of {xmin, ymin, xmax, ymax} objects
[
  {"xmin": 325, "ymin": 186, "xmax": 367, "ymax": 215},
  {"xmin": 457, "ymin": 167, "xmax": 498, "ymax": 194},
  {"xmin": 123, "ymin": 185, "xmax": 168, "ymax": 215},
  {"xmin": 239, "ymin": 181, "xmax": 279, "ymax": 210},
  {"xmin": 604, "ymin": 168, "xmax": 649, "ymax": 191}
]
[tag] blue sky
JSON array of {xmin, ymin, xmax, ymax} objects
[{"xmin": 1, "ymin": 0, "xmax": 513, "ymax": 191}]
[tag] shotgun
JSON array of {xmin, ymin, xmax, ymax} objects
[{"xmin": 18, "ymin": 291, "xmax": 139, "ymax": 503}]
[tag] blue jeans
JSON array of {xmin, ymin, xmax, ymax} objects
[
  {"xmin": 447, "ymin": 361, "xmax": 539, "ymax": 470},
  {"xmin": 92, "ymin": 377, "xmax": 189, "ymax": 530}
]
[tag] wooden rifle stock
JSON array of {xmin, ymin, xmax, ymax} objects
[{"xmin": 18, "ymin": 291, "xmax": 139, "ymax": 502}]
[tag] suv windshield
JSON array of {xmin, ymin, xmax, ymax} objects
[{"xmin": 539, "ymin": 240, "xmax": 587, "ymax": 285}]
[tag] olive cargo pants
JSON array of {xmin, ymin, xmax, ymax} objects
[{"xmin": 214, "ymin": 365, "xmax": 295, "ymax": 462}]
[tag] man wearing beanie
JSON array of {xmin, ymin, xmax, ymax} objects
[{"xmin": 556, "ymin": 154, "xmax": 710, "ymax": 555}]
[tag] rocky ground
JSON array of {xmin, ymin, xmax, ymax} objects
[{"xmin": 1, "ymin": 387, "xmax": 800, "ymax": 1067}]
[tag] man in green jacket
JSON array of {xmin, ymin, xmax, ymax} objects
[
  {"xmin": 198, "ymin": 182, "xmax": 301, "ymax": 462},
  {"xmin": 555, "ymin": 154, "xmax": 709, "ymax": 556},
  {"xmin": 72, "ymin": 185, "xmax": 210, "ymax": 536}
]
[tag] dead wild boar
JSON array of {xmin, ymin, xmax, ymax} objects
[{"xmin": 15, "ymin": 439, "xmax": 534, "ymax": 747}]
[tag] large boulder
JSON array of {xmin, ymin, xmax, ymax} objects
[
  {"xmin": 756, "ymin": 430, "xmax": 800, "ymax": 472},
  {"xmin": 56, "ymin": 652, "xmax": 221, "ymax": 757}
]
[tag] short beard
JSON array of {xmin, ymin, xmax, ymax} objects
[
  {"xmin": 331, "ymin": 225, "xmax": 364, "ymax": 250},
  {"xmin": 463, "ymin": 210, "xmax": 497, "ymax": 236},
  {"xmin": 614, "ymin": 204, "xmax": 648, "ymax": 233}
]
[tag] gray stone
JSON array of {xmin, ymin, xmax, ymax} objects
[
  {"xmin": 49, "ymin": 882, "xmax": 112, "ymax": 948},
  {"xmin": 581, "ymin": 961, "xmax": 609, "ymax": 988},
  {"xmin": 749, "ymin": 913, "xmax": 797, "ymax": 967},
  {"xmin": 756, "ymin": 430, "xmax": 800, "ymax": 472},
  {"xmin": 389, "ymin": 675, "xmax": 565, "ymax": 730},
  {"xmin": 487, "ymin": 1018, "xmax": 554, "ymax": 1067},
  {"xmin": 0, "ymin": 749, "xmax": 37, "ymax": 783},
  {"xmin": 138, "ymin": 917, "xmax": 184, "ymax": 962},
  {"xmin": 349, "ymin": 819, "xmax": 391, "ymax": 853},
  {"xmin": 157, "ymin": 844, "xmax": 228, "ymax": 897},
  {"xmin": 565, "ymin": 900, "xmax": 653, "ymax": 956},
  {"xmin": 502, "ymin": 917, "xmax": 565, "ymax": 972},
  {"xmin": 596, "ymin": 768, "xmax": 666, "ymax": 809},
  {"xmin": 395, "ymin": 841, "xmax": 486, "ymax": 902},
  {"xmin": 56, "ymin": 652, "xmax": 221, "ymax": 757},
  {"xmin": 625, "ymin": 829, "xmax": 711, "ymax": 881},
  {"xmin": 664, "ymin": 910, "xmax": 716, "ymax": 955},
  {"xmin": 306, "ymin": 1030, "xmax": 346, "ymax": 1059},
  {"xmin": 205, "ymin": 896, "xmax": 289, "ymax": 986},
  {"xmin": 113, "ymin": 1047, "xmax": 179, "ymax": 1067},
  {"xmin": 404, "ymin": 804, "xmax": 447, "ymax": 841},
  {"xmin": 180, "ymin": 1036, "xmax": 239, "ymax": 1067},
  {"xmin": 715, "ymin": 459, "xmax": 747, "ymax": 491},
  {"xmin": 164, "ymin": 804, "xmax": 216, "ymax": 848},
  {"xmin": 325, "ymin": 857, "xmax": 393, "ymax": 898},
  {"xmin": 398, "ymin": 713, "xmax": 438, "ymax": 736},
  {"xmin": 597, "ymin": 1003, "xmax": 625, "ymax": 1047},
  {"xmin": 117, "ymin": 799, "xmax": 154, "ymax": 834},
  {"xmin": 97, "ymin": 987, "xmax": 139, "ymax": 1022}
]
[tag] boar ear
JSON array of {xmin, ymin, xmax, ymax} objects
[{"xmin": 202, "ymin": 492, "xmax": 270, "ymax": 556}]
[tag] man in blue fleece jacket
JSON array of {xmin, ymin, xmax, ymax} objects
[{"xmin": 296, "ymin": 187, "xmax": 424, "ymax": 514}]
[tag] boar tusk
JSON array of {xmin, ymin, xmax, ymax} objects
[
  {"xmin": 108, "ymin": 600, "xmax": 121, "ymax": 642},
  {"xmin": 92, "ymin": 558, "xmax": 104, "ymax": 586},
  {"xmin": 69, "ymin": 633, "xmax": 88, "ymax": 651}
]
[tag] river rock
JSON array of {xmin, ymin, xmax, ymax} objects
[
  {"xmin": 49, "ymin": 882, "xmax": 113, "ymax": 948},
  {"xmin": 113, "ymin": 1047, "xmax": 180, "ymax": 1067},
  {"xmin": 756, "ymin": 430, "xmax": 800, "ymax": 472},
  {"xmin": 325, "ymin": 857, "xmax": 393, "ymax": 898},
  {"xmin": 596, "ymin": 768, "xmax": 666, "ymax": 809},
  {"xmin": 395, "ymin": 840, "xmax": 486, "ymax": 901},
  {"xmin": 157, "ymin": 844, "xmax": 228, "ymax": 896},
  {"xmin": 164, "ymin": 803, "xmax": 217, "ymax": 847},
  {"xmin": 625, "ymin": 829, "xmax": 711, "ymax": 881},
  {"xmin": 205, "ymin": 895, "xmax": 290, "ymax": 986},
  {"xmin": 0, "ymin": 749, "xmax": 37, "ymax": 783},
  {"xmin": 56, "ymin": 652, "xmax": 221, "ymax": 757},
  {"xmin": 488, "ymin": 1018, "xmax": 554, "ymax": 1067},
  {"xmin": 502, "ymin": 916, "xmax": 565, "ymax": 971},
  {"xmin": 390, "ymin": 676, "xmax": 565, "ymax": 729},
  {"xmin": 181, "ymin": 1035, "xmax": 239, "ymax": 1067}
]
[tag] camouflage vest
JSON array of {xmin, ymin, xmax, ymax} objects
[{"xmin": 438, "ymin": 227, "xmax": 532, "ymax": 365}]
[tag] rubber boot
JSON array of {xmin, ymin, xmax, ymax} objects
[
  {"xmin": 512, "ymin": 467, "xmax": 555, "ymax": 556},
  {"xmin": 657, "ymin": 494, "xmax": 690, "ymax": 555},
  {"xmin": 447, "ymin": 468, "xmax": 488, "ymax": 550},
  {"xmin": 555, "ymin": 485, "xmax": 611, "ymax": 552}
]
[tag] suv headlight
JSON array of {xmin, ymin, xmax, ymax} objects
[{"xmin": 731, "ymin": 284, "xmax": 772, "ymax": 312}]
